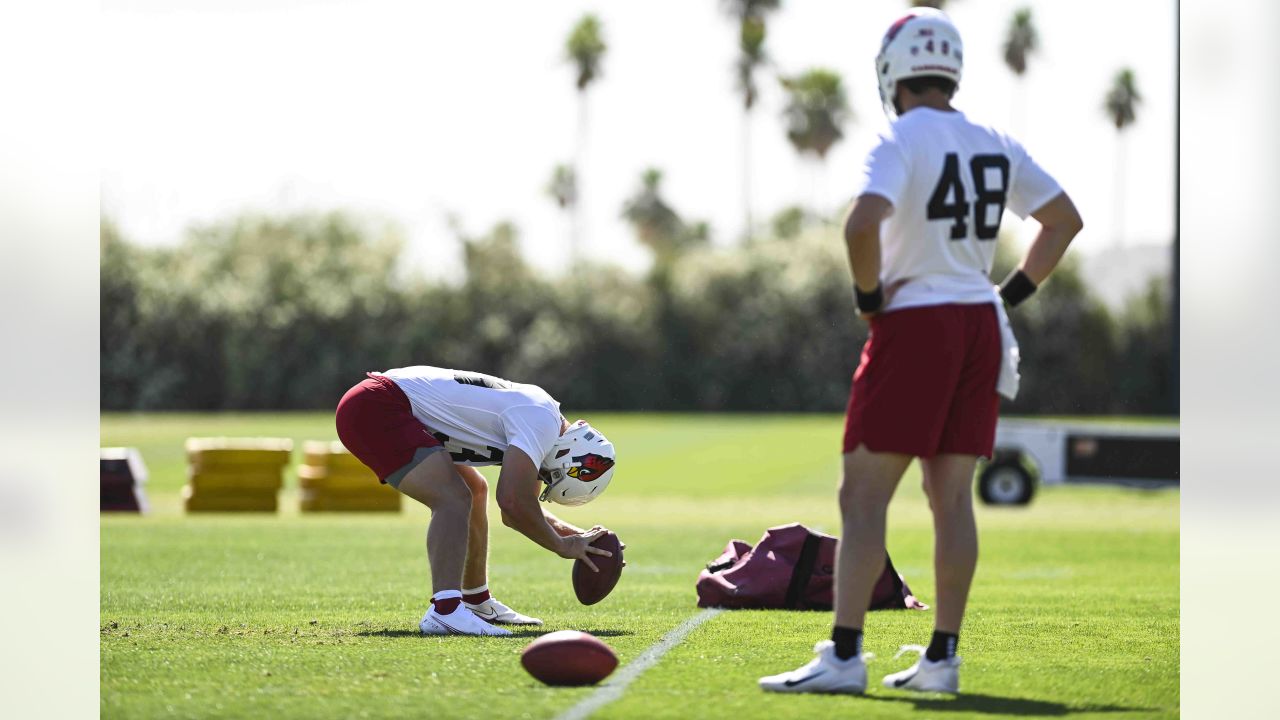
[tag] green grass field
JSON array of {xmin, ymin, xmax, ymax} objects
[{"xmin": 101, "ymin": 413, "xmax": 1179, "ymax": 719}]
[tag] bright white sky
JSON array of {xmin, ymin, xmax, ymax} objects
[{"xmin": 102, "ymin": 0, "xmax": 1176, "ymax": 278}]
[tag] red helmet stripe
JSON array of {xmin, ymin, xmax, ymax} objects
[{"xmin": 885, "ymin": 13, "xmax": 918, "ymax": 43}]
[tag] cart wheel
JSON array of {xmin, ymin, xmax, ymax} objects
[{"xmin": 978, "ymin": 460, "xmax": 1035, "ymax": 505}]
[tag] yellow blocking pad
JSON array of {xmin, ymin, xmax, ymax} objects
[
  {"xmin": 299, "ymin": 488, "xmax": 401, "ymax": 513},
  {"xmin": 296, "ymin": 464, "xmax": 381, "ymax": 492},
  {"xmin": 188, "ymin": 470, "xmax": 284, "ymax": 492},
  {"xmin": 185, "ymin": 438, "xmax": 293, "ymax": 469},
  {"xmin": 182, "ymin": 485, "xmax": 279, "ymax": 513},
  {"xmin": 301, "ymin": 440, "xmax": 368, "ymax": 473}
]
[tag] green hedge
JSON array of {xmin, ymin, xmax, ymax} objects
[{"xmin": 101, "ymin": 211, "xmax": 1174, "ymax": 414}]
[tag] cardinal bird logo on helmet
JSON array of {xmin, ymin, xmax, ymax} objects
[{"xmin": 568, "ymin": 454, "xmax": 615, "ymax": 482}]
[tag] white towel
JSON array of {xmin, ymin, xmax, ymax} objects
[{"xmin": 991, "ymin": 287, "xmax": 1021, "ymax": 400}]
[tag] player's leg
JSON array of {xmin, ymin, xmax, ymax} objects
[
  {"xmin": 881, "ymin": 453, "xmax": 975, "ymax": 692},
  {"xmin": 451, "ymin": 465, "xmax": 544, "ymax": 625},
  {"xmin": 921, "ymin": 453, "xmax": 979, "ymax": 636},
  {"xmin": 395, "ymin": 452, "xmax": 473, "ymax": 595},
  {"xmin": 834, "ymin": 445, "xmax": 914, "ymax": 632},
  {"xmin": 397, "ymin": 455, "xmax": 512, "ymax": 636},
  {"xmin": 758, "ymin": 445, "xmax": 911, "ymax": 694},
  {"xmin": 884, "ymin": 305, "xmax": 999, "ymax": 691},
  {"xmin": 454, "ymin": 464, "xmax": 490, "ymax": 591},
  {"xmin": 336, "ymin": 375, "xmax": 469, "ymax": 588},
  {"xmin": 923, "ymin": 304, "xmax": 999, "ymax": 640}
]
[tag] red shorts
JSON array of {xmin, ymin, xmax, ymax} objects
[
  {"xmin": 842, "ymin": 303, "xmax": 1001, "ymax": 459},
  {"xmin": 334, "ymin": 373, "xmax": 443, "ymax": 486}
]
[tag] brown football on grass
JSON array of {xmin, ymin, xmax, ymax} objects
[
  {"xmin": 521, "ymin": 630, "xmax": 619, "ymax": 686},
  {"xmin": 571, "ymin": 532, "xmax": 623, "ymax": 605}
]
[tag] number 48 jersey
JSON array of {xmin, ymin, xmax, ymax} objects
[{"xmin": 856, "ymin": 107, "xmax": 1063, "ymax": 311}]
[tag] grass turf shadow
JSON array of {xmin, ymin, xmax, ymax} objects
[
  {"xmin": 864, "ymin": 692, "xmax": 1150, "ymax": 716},
  {"xmin": 355, "ymin": 628, "xmax": 634, "ymax": 639}
]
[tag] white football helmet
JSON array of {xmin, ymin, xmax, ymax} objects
[
  {"xmin": 875, "ymin": 7, "xmax": 964, "ymax": 119},
  {"xmin": 538, "ymin": 420, "xmax": 616, "ymax": 506}
]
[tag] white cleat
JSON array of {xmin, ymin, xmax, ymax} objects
[
  {"xmin": 465, "ymin": 597, "xmax": 543, "ymax": 625},
  {"xmin": 882, "ymin": 645, "xmax": 961, "ymax": 693},
  {"xmin": 419, "ymin": 605, "xmax": 513, "ymax": 636},
  {"xmin": 758, "ymin": 641, "xmax": 870, "ymax": 694}
]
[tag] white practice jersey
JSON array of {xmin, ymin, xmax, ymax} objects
[
  {"xmin": 374, "ymin": 366, "xmax": 563, "ymax": 468},
  {"xmin": 856, "ymin": 108, "xmax": 1062, "ymax": 311}
]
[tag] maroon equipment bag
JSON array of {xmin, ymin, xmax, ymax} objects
[{"xmin": 695, "ymin": 523, "xmax": 927, "ymax": 611}]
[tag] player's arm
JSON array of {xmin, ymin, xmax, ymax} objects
[
  {"xmin": 1022, "ymin": 192, "xmax": 1083, "ymax": 283},
  {"xmin": 1000, "ymin": 192, "xmax": 1084, "ymax": 306},
  {"xmin": 843, "ymin": 193, "xmax": 894, "ymax": 316},
  {"xmin": 542, "ymin": 512, "xmax": 587, "ymax": 537},
  {"xmin": 494, "ymin": 446, "xmax": 612, "ymax": 571}
]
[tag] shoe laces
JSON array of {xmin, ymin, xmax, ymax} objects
[
  {"xmin": 893, "ymin": 644, "xmax": 927, "ymax": 660},
  {"xmin": 892, "ymin": 644, "xmax": 961, "ymax": 666},
  {"xmin": 814, "ymin": 640, "xmax": 874, "ymax": 663}
]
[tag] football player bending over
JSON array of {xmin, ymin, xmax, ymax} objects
[{"xmin": 335, "ymin": 365, "xmax": 619, "ymax": 636}]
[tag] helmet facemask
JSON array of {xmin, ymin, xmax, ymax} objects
[
  {"xmin": 538, "ymin": 420, "xmax": 616, "ymax": 506},
  {"xmin": 537, "ymin": 466, "xmax": 568, "ymax": 502}
]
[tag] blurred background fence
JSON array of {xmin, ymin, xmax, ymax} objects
[{"xmin": 101, "ymin": 209, "xmax": 1173, "ymax": 415}]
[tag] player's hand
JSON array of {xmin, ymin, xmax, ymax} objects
[
  {"xmin": 586, "ymin": 525, "xmax": 628, "ymax": 567},
  {"xmin": 585, "ymin": 524, "xmax": 627, "ymax": 551},
  {"xmin": 557, "ymin": 526, "xmax": 613, "ymax": 572}
]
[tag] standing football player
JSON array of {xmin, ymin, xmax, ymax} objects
[
  {"xmin": 760, "ymin": 8, "xmax": 1082, "ymax": 694},
  {"xmin": 334, "ymin": 365, "xmax": 619, "ymax": 636}
]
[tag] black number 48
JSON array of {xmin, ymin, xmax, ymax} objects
[{"xmin": 926, "ymin": 153, "xmax": 1010, "ymax": 241}]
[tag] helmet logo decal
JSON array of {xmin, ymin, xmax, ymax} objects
[{"xmin": 567, "ymin": 453, "xmax": 615, "ymax": 482}]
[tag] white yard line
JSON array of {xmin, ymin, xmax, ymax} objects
[{"xmin": 554, "ymin": 608, "xmax": 724, "ymax": 720}]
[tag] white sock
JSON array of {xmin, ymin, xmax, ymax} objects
[{"xmin": 462, "ymin": 584, "xmax": 489, "ymax": 597}]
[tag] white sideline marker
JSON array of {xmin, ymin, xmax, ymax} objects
[{"xmin": 554, "ymin": 608, "xmax": 724, "ymax": 720}]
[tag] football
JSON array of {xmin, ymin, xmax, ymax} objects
[
  {"xmin": 521, "ymin": 630, "xmax": 619, "ymax": 686},
  {"xmin": 572, "ymin": 531, "xmax": 624, "ymax": 605}
]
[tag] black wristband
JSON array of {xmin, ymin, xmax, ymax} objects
[
  {"xmin": 999, "ymin": 269, "xmax": 1038, "ymax": 307},
  {"xmin": 855, "ymin": 283, "xmax": 884, "ymax": 314}
]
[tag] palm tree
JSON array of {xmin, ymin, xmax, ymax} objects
[
  {"xmin": 1002, "ymin": 8, "xmax": 1038, "ymax": 134},
  {"xmin": 545, "ymin": 163, "xmax": 577, "ymax": 256},
  {"xmin": 1104, "ymin": 68, "xmax": 1140, "ymax": 130},
  {"xmin": 1104, "ymin": 68, "xmax": 1141, "ymax": 246},
  {"xmin": 779, "ymin": 68, "xmax": 851, "ymax": 208},
  {"xmin": 621, "ymin": 168, "xmax": 706, "ymax": 266},
  {"xmin": 621, "ymin": 168, "xmax": 683, "ymax": 262},
  {"xmin": 545, "ymin": 164, "xmax": 577, "ymax": 211},
  {"xmin": 721, "ymin": 0, "xmax": 781, "ymax": 241},
  {"xmin": 564, "ymin": 14, "xmax": 607, "ymax": 262}
]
